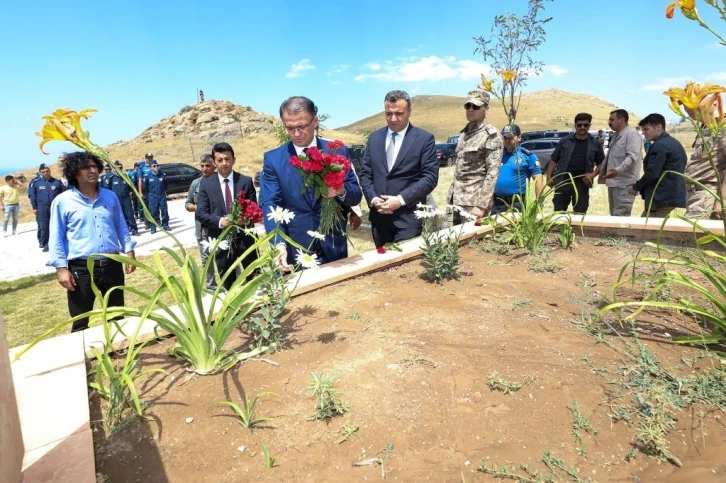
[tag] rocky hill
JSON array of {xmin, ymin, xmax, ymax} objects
[{"xmin": 340, "ymin": 88, "xmax": 640, "ymax": 141}]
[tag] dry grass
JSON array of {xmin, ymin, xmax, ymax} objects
[{"xmin": 341, "ymin": 88, "xmax": 639, "ymax": 142}]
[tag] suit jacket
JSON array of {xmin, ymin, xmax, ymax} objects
[
  {"xmin": 196, "ymin": 171, "xmax": 257, "ymax": 251},
  {"xmin": 259, "ymin": 138, "xmax": 363, "ymax": 265},
  {"xmin": 359, "ymin": 124, "xmax": 439, "ymax": 232}
]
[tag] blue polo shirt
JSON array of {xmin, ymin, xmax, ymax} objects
[{"xmin": 494, "ymin": 146, "xmax": 542, "ymax": 197}]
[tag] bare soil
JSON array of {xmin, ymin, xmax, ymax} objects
[{"xmin": 91, "ymin": 239, "xmax": 726, "ymax": 482}]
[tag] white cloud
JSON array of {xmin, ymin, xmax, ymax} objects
[
  {"xmin": 285, "ymin": 58, "xmax": 315, "ymax": 78},
  {"xmin": 355, "ymin": 56, "xmax": 491, "ymax": 83},
  {"xmin": 543, "ymin": 65, "xmax": 568, "ymax": 77},
  {"xmin": 326, "ymin": 64, "xmax": 350, "ymax": 76}
]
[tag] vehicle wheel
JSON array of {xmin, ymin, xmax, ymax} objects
[{"xmin": 446, "ymin": 156, "xmax": 455, "ymax": 167}]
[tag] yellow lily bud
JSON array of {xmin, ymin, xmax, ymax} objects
[
  {"xmin": 36, "ymin": 108, "xmax": 97, "ymax": 154},
  {"xmin": 478, "ymin": 74, "xmax": 495, "ymax": 92},
  {"xmin": 665, "ymin": 0, "xmax": 699, "ymax": 20}
]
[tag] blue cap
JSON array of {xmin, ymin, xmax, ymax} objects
[
  {"xmin": 38, "ymin": 163, "xmax": 48, "ymax": 170},
  {"xmin": 151, "ymin": 160, "xmax": 159, "ymax": 166}
]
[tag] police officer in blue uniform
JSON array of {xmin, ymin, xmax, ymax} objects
[
  {"xmin": 143, "ymin": 160, "xmax": 170, "ymax": 233},
  {"xmin": 491, "ymin": 124, "xmax": 544, "ymax": 215},
  {"xmin": 100, "ymin": 163, "xmax": 113, "ymax": 186},
  {"xmin": 28, "ymin": 163, "xmax": 64, "ymax": 251},
  {"xmin": 138, "ymin": 153, "xmax": 156, "ymax": 229},
  {"xmin": 127, "ymin": 162, "xmax": 140, "ymax": 219},
  {"xmin": 104, "ymin": 160, "xmax": 139, "ymax": 236}
]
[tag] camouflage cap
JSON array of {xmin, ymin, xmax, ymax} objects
[{"xmin": 465, "ymin": 90, "xmax": 490, "ymax": 107}]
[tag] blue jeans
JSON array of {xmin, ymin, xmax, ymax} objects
[{"xmin": 2, "ymin": 204, "xmax": 19, "ymax": 233}]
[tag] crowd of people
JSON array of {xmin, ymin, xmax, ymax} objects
[{"xmin": 6, "ymin": 88, "xmax": 720, "ymax": 334}]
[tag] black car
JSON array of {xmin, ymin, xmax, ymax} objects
[
  {"xmin": 158, "ymin": 163, "xmax": 202, "ymax": 195},
  {"xmin": 434, "ymin": 143, "xmax": 457, "ymax": 167},
  {"xmin": 347, "ymin": 144, "xmax": 365, "ymax": 174},
  {"xmin": 521, "ymin": 130, "xmax": 572, "ymax": 142}
]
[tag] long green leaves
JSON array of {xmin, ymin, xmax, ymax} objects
[
  {"xmin": 208, "ymin": 391, "xmax": 277, "ymax": 428},
  {"xmin": 495, "ymin": 176, "xmax": 578, "ymax": 254}
]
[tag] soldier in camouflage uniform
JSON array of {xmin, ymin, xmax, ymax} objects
[
  {"xmin": 684, "ymin": 95, "xmax": 726, "ymax": 220},
  {"xmin": 447, "ymin": 90, "xmax": 503, "ymax": 223}
]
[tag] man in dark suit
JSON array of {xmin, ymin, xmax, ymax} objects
[
  {"xmin": 359, "ymin": 90, "xmax": 439, "ymax": 247},
  {"xmin": 196, "ymin": 142, "xmax": 259, "ymax": 290},
  {"xmin": 259, "ymin": 96, "xmax": 362, "ymax": 271}
]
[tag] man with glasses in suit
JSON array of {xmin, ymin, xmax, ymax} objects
[{"xmin": 447, "ymin": 90, "xmax": 503, "ymax": 223}]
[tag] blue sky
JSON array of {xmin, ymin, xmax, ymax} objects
[{"xmin": 2, "ymin": 0, "xmax": 724, "ymax": 173}]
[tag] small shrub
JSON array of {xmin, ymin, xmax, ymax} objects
[
  {"xmin": 308, "ymin": 372, "xmax": 349, "ymax": 420},
  {"xmin": 273, "ymin": 122, "xmax": 290, "ymax": 144},
  {"xmin": 179, "ymin": 105, "xmax": 193, "ymax": 114},
  {"xmin": 527, "ymin": 257, "xmax": 561, "ymax": 273},
  {"xmin": 209, "ymin": 391, "xmax": 276, "ymax": 429},
  {"xmin": 262, "ymin": 443, "xmax": 276, "ymax": 469},
  {"xmin": 489, "ymin": 371, "xmax": 522, "ymax": 394}
]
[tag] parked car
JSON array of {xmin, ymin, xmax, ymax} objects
[
  {"xmin": 435, "ymin": 143, "xmax": 457, "ymax": 167},
  {"xmin": 347, "ymin": 144, "xmax": 365, "ymax": 174},
  {"xmin": 519, "ymin": 139, "xmax": 561, "ymax": 172},
  {"xmin": 520, "ymin": 130, "xmax": 572, "ymax": 142},
  {"xmin": 158, "ymin": 163, "xmax": 202, "ymax": 195}
]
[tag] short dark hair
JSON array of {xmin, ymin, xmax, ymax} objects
[
  {"xmin": 199, "ymin": 154, "xmax": 214, "ymax": 164},
  {"xmin": 211, "ymin": 142, "xmax": 235, "ymax": 158},
  {"xmin": 384, "ymin": 90, "xmax": 411, "ymax": 108},
  {"xmin": 62, "ymin": 151, "xmax": 103, "ymax": 188},
  {"xmin": 610, "ymin": 109, "xmax": 629, "ymax": 123},
  {"xmin": 279, "ymin": 96, "xmax": 317, "ymax": 118},
  {"xmin": 574, "ymin": 112, "xmax": 592, "ymax": 123},
  {"xmin": 639, "ymin": 113, "xmax": 666, "ymax": 129},
  {"xmin": 5, "ymin": 175, "xmax": 14, "ymax": 182}
]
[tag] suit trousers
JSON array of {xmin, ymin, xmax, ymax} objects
[
  {"xmin": 67, "ymin": 258, "xmax": 125, "ymax": 332},
  {"xmin": 553, "ymin": 176, "xmax": 591, "ymax": 214},
  {"xmin": 371, "ymin": 219, "xmax": 421, "ymax": 248},
  {"xmin": 607, "ymin": 187, "xmax": 635, "ymax": 216}
]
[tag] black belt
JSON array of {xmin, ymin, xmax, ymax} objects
[{"xmin": 68, "ymin": 257, "xmax": 119, "ymax": 267}]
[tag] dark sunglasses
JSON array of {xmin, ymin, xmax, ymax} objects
[
  {"xmin": 576, "ymin": 123, "xmax": 591, "ymax": 128},
  {"xmin": 464, "ymin": 103, "xmax": 482, "ymax": 110}
]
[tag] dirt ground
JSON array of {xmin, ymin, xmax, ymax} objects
[{"xmin": 92, "ymin": 238, "xmax": 726, "ymax": 482}]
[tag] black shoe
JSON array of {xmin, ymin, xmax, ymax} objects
[
  {"xmin": 42, "ymin": 246, "xmax": 49, "ymax": 252},
  {"xmin": 131, "ymin": 230, "xmax": 139, "ymax": 236},
  {"xmin": 39, "ymin": 244, "xmax": 43, "ymax": 248}
]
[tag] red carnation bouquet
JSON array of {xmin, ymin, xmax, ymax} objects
[
  {"xmin": 289, "ymin": 140, "xmax": 351, "ymax": 235},
  {"xmin": 222, "ymin": 190, "xmax": 263, "ymax": 254}
]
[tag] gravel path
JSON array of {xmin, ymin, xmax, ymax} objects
[{"xmin": 0, "ymin": 199, "xmax": 199, "ymax": 282}]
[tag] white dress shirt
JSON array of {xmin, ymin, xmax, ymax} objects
[
  {"xmin": 217, "ymin": 172, "xmax": 233, "ymax": 228},
  {"xmin": 385, "ymin": 123, "xmax": 410, "ymax": 206}
]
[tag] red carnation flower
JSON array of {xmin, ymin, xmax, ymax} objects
[
  {"xmin": 327, "ymin": 140, "xmax": 345, "ymax": 150},
  {"xmin": 474, "ymin": 219, "xmax": 482, "ymax": 226},
  {"xmin": 310, "ymin": 159, "xmax": 324, "ymax": 173},
  {"xmin": 306, "ymin": 147, "xmax": 323, "ymax": 162},
  {"xmin": 377, "ymin": 246, "xmax": 386, "ymax": 254},
  {"xmin": 302, "ymin": 161, "xmax": 313, "ymax": 172},
  {"xmin": 290, "ymin": 156, "xmax": 303, "ymax": 168},
  {"xmin": 237, "ymin": 190, "xmax": 246, "ymax": 204},
  {"xmin": 323, "ymin": 170, "xmax": 346, "ymax": 190}
]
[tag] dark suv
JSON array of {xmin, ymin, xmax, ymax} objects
[
  {"xmin": 434, "ymin": 143, "xmax": 457, "ymax": 166},
  {"xmin": 158, "ymin": 163, "xmax": 202, "ymax": 195}
]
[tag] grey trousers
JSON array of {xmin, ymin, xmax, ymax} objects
[
  {"xmin": 608, "ymin": 187, "xmax": 635, "ymax": 216},
  {"xmin": 197, "ymin": 240, "xmax": 217, "ymax": 290}
]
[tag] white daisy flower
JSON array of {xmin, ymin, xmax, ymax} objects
[
  {"xmin": 217, "ymin": 239, "xmax": 230, "ymax": 251},
  {"xmin": 416, "ymin": 202, "xmax": 433, "ymax": 210},
  {"xmin": 267, "ymin": 206, "xmax": 296, "ymax": 225},
  {"xmin": 200, "ymin": 238, "xmax": 211, "ymax": 255},
  {"xmin": 414, "ymin": 210, "xmax": 435, "ymax": 219},
  {"xmin": 295, "ymin": 249, "xmax": 320, "ymax": 269},
  {"xmin": 306, "ymin": 230, "xmax": 326, "ymax": 241}
]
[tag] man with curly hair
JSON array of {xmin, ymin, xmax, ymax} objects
[{"xmin": 47, "ymin": 151, "xmax": 137, "ymax": 332}]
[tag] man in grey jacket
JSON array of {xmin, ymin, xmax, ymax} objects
[
  {"xmin": 599, "ymin": 109, "xmax": 643, "ymax": 216},
  {"xmin": 185, "ymin": 154, "xmax": 217, "ymax": 289}
]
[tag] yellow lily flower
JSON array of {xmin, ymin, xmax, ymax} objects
[
  {"xmin": 664, "ymin": 82, "xmax": 726, "ymax": 119},
  {"xmin": 499, "ymin": 69, "xmax": 517, "ymax": 84},
  {"xmin": 665, "ymin": 0, "xmax": 699, "ymax": 21},
  {"xmin": 36, "ymin": 108, "xmax": 98, "ymax": 154},
  {"xmin": 478, "ymin": 74, "xmax": 495, "ymax": 92}
]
